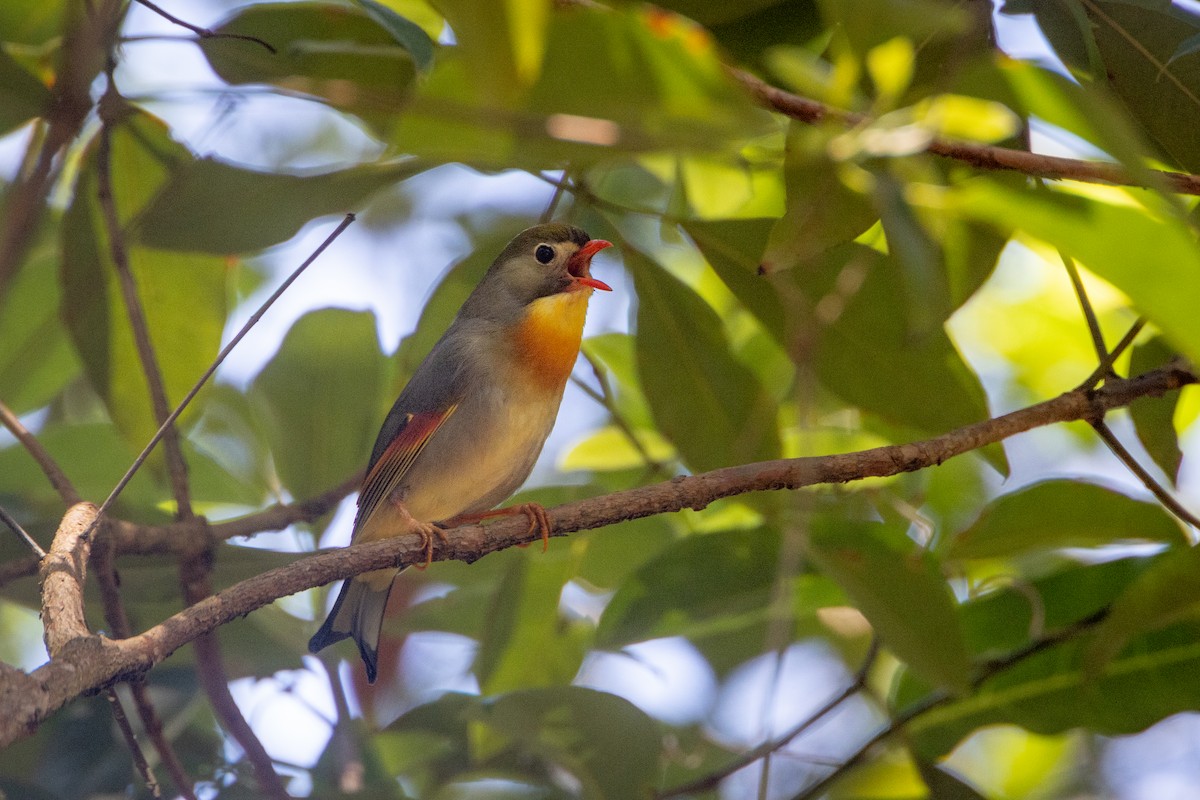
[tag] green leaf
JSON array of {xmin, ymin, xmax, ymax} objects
[
  {"xmin": 1034, "ymin": 0, "xmax": 1200, "ymax": 171},
  {"xmin": 947, "ymin": 480, "xmax": 1186, "ymax": 560},
  {"xmin": 475, "ymin": 548, "xmax": 586, "ymax": 695},
  {"xmin": 809, "ymin": 517, "xmax": 972, "ymax": 691},
  {"xmin": 1129, "ymin": 335, "xmax": 1184, "ymax": 483},
  {"xmin": 200, "ymin": 2, "xmax": 421, "ymax": 119},
  {"xmin": 760, "ymin": 124, "xmax": 878, "ymax": 273},
  {"xmin": 0, "ymin": 0, "xmax": 65, "ymax": 45},
  {"xmin": 0, "ymin": 46, "xmax": 48, "ymax": 135},
  {"xmin": 954, "ymin": 180, "xmax": 1200, "ymax": 367},
  {"xmin": 1085, "ymin": 545, "xmax": 1200, "ymax": 677},
  {"xmin": 482, "ymin": 687, "xmax": 659, "ymax": 800},
  {"xmin": 894, "ymin": 555, "xmax": 1199, "ymax": 758},
  {"xmin": 631, "ymin": 249, "xmax": 780, "ymax": 473},
  {"xmin": 808, "ymin": 244, "xmax": 992, "ymax": 438},
  {"xmin": 250, "ymin": 309, "xmax": 389, "ymax": 500},
  {"xmin": 131, "ymin": 158, "xmax": 423, "ymax": 255},
  {"xmin": 596, "ymin": 527, "xmax": 781, "ymax": 650},
  {"xmin": 61, "ymin": 114, "xmax": 230, "ymax": 456},
  {"xmin": 393, "ymin": 4, "xmax": 773, "ymax": 169},
  {"xmin": 0, "ymin": 239, "xmax": 79, "ymax": 415}
]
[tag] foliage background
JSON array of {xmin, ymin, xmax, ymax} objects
[{"xmin": 3, "ymin": 0, "xmax": 1200, "ymax": 798}]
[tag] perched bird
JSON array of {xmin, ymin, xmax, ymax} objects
[{"xmin": 308, "ymin": 223, "xmax": 613, "ymax": 682}]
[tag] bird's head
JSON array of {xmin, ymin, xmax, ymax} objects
[{"xmin": 463, "ymin": 223, "xmax": 612, "ymax": 322}]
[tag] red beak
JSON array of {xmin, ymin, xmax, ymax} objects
[{"xmin": 568, "ymin": 239, "xmax": 613, "ymax": 291}]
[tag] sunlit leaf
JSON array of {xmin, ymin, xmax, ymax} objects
[{"xmin": 954, "ymin": 181, "xmax": 1200, "ymax": 366}]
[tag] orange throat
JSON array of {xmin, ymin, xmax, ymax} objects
[{"xmin": 513, "ymin": 289, "xmax": 592, "ymax": 392}]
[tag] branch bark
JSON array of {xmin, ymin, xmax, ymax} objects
[{"xmin": 0, "ymin": 363, "xmax": 1191, "ymax": 748}]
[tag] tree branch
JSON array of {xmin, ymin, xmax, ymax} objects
[
  {"xmin": 732, "ymin": 69, "xmax": 1200, "ymax": 196},
  {"xmin": 0, "ymin": 364, "xmax": 1191, "ymax": 747}
]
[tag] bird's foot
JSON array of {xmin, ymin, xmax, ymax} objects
[
  {"xmin": 411, "ymin": 520, "xmax": 447, "ymax": 570},
  {"xmin": 445, "ymin": 503, "xmax": 552, "ymax": 552}
]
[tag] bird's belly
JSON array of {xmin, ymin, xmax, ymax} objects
[{"xmin": 399, "ymin": 386, "xmax": 561, "ymax": 522}]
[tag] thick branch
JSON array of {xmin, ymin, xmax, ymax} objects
[
  {"xmin": 733, "ymin": 70, "xmax": 1200, "ymax": 196},
  {"xmin": 40, "ymin": 503, "xmax": 99, "ymax": 655},
  {"xmin": 0, "ymin": 364, "xmax": 1192, "ymax": 747}
]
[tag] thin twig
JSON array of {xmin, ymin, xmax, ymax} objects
[
  {"xmin": 539, "ymin": 171, "xmax": 569, "ymax": 223},
  {"xmin": 1091, "ymin": 419, "xmax": 1200, "ymax": 529},
  {"xmin": 132, "ymin": 0, "xmax": 276, "ymax": 53},
  {"xmin": 96, "ymin": 72, "xmax": 194, "ymax": 520},
  {"xmin": 0, "ymin": 398, "xmax": 80, "ymax": 505},
  {"xmin": 106, "ymin": 688, "xmax": 162, "ymax": 798},
  {"xmin": 1059, "ymin": 250, "xmax": 1108, "ymax": 364},
  {"xmin": 1077, "ymin": 318, "xmax": 1147, "ymax": 391},
  {"xmin": 659, "ymin": 639, "xmax": 880, "ymax": 798},
  {"xmin": 0, "ymin": 504, "xmax": 46, "ymax": 559},
  {"xmin": 87, "ymin": 213, "xmax": 356, "ymax": 538},
  {"xmin": 92, "ymin": 537, "xmax": 199, "ymax": 800}
]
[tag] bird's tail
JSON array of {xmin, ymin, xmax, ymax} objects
[{"xmin": 308, "ymin": 571, "xmax": 396, "ymax": 684}]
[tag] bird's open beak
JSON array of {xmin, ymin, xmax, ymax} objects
[{"xmin": 568, "ymin": 239, "xmax": 613, "ymax": 291}]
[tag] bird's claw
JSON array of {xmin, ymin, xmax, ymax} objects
[{"xmin": 412, "ymin": 522, "xmax": 448, "ymax": 570}]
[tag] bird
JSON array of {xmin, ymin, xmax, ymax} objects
[{"xmin": 308, "ymin": 223, "xmax": 613, "ymax": 683}]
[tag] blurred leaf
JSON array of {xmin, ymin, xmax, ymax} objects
[
  {"xmin": 0, "ymin": 0, "xmax": 65, "ymax": 45},
  {"xmin": 201, "ymin": 2, "xmax": 421, "ymax": 119},
  {"xmin": 596, "ymin": 527, "xmax": 781, "ymax": 649},
  {"xmin": 1085, "ymin": 544, "xmax": 1200, "ymax": 678},
  {"xmin": 955, "ymin": 181, "xmax": 1200, "ymax": 367},
  {"xmin": 809, "ymin": 517, "xmax": 972, "ymax": 691},
  {"xmin": 760, "ymin": 125, "xmax": 878, "ymax": 273},
  {"xmin": 132, "ymin": 158, "xmax": 424, "ymax": 255},
  {"xmin": 434, "ymin": 0, "xmax": 550, "ymax": 95},
  {"xmin": 560, "ymin": 425, "xmax": 675, "ymax": 472},
  {"xmin": 61, "ymin": 113, "xmax": 229, "ymax": 454},
  {"xmin": 809, "ymin": 244, "xmax": 993, "ymax": 442},
  {"xmin": 631, "ymin": 249, "xmax": 781, "ymax": 473},
  {"xmin": 947, "ymin": 480, "xmax": 1186, "ymax": 560},
  {"xmin": 353, "ymin": 0, "xmax": 435, "ymax": 71},
  {"xmin": 475, "ymin": 548, "xmax": 586, "ymax": 695},
  {"xmin": 1129, "ymin": 335, "xmax": 1184, "ymax": 483},
  {"xmin": 394, "ymin": 4, "xmax": 773, "ymax": 168},
  {"xmin": 0, "ymin": 46, "xmax": 48, "ymax": 135},
  {"xmin": 0, "ymin": 240, "xmax": 79, "ymax": 415},
  {"xmin": 574, "ymin": 515, "xmax": 676, "ymax": 589},
  {"xmin": 482, "ymin": 687, "xmax": 659, "ymax": 800},
  {"xmin": 251, "ymin": 309, "xmax": 388, "ymax": 500},
  {"xmin": 873, "ymin": 170, "xmax": 947, "ymax": 335}
]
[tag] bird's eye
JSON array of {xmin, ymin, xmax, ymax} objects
[{"xmin": 535, "ymin": 244, "xmax": 555, "ymax": 264}]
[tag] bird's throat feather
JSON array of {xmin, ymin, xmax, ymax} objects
[{"xmin": 513, "ymin": 290, "xmax": 591, "ymax": 392}]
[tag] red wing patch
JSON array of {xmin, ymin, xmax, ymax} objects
[{"xmin": 354, "ymin": 406, "xmax": 457, "ymax": 536}]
